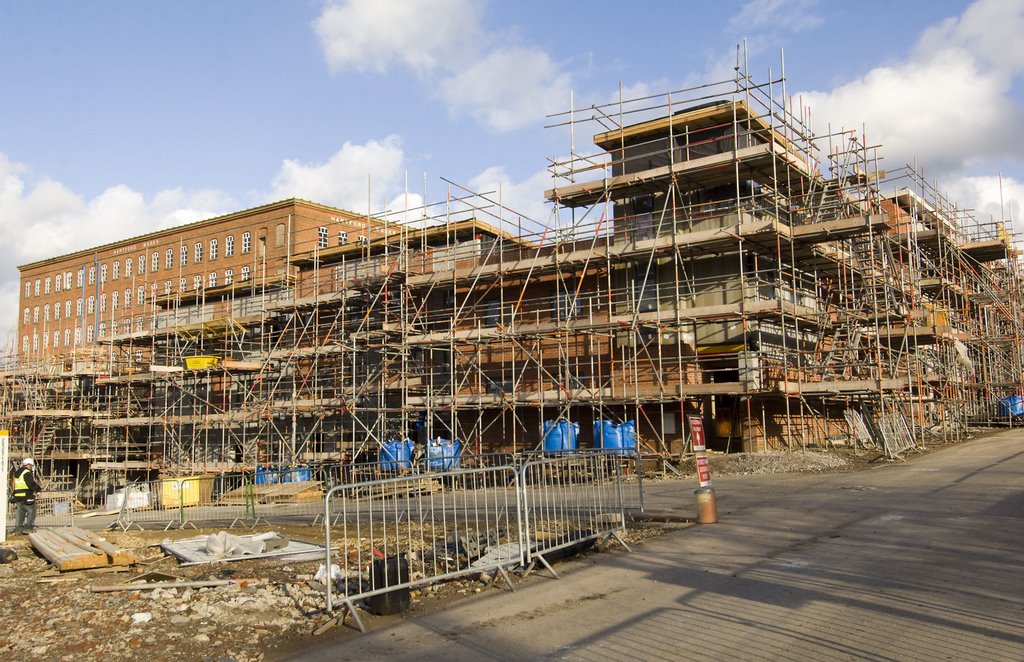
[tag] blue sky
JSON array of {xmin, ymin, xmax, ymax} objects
[{"xmin": 1, "ymin": 0, "xmax": 1022, "ymax": 345}]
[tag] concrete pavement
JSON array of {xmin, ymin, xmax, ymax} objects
[{"xmin": 290, "ymin": 432, "xmax": 1024, "ymax": 661}]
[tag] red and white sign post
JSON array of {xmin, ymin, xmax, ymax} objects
[
  {"xmin": 0, "ymin": 429, "xmax": 8, "ymax": 543},
  {"xmin": 687, "ymin": 414, "xmax": 718, "ymax": 523}
]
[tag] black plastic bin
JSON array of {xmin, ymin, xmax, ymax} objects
[{"xmin": 366, "ymin": 556, "xmax": 411, "ymax": 615}]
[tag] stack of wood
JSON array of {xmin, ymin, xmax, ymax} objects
[
  {"xmin": 219, "ymin": 480, "xmax": 323, "ymax": 504},
  {"xmin": 29, "ymin": 527, "xmax": 138, "ymax": 572}
]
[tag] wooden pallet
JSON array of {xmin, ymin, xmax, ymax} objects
[
  {"xmin": 218, "ymin": 480, "xmax": 323, "ymax": 504},
  {"xmin": 29, "ymin": 527, "xmax": 138, "ymax": 572}
]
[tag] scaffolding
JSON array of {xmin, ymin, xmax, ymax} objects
[{"xmin": 2, "ymin": 57, "xmax": 1021, "ymax": 502}]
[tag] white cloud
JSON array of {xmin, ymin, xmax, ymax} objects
[
  {"xmin": 800, "ymin": 0, "xmax": 1024, "ymax": 177},
  {"xmin": 728, "ymin": 0, "xmax": 823, "ymax": 34},
  {"xmin": 0, "ymin": 153, "xmax": 229, "ymax": 346},
  {"xmin": 941, "ymin": 174, "xmax": 1024, "ymax": 227},
  {"xmin": 466, "ymin": 165, "xmax": 554, "ymax": 232},
  {"xmin": 314, "ymin": 1, "xmax": 573, "ymax": 132},
  {"xmin": 268, "ymin": 135, "xmax": 407, "ymax": 213},
  {"xmin": 439, "ymin": 48, "xmax": 573, "ymax": 132},
  {"xmin": 314, "ymin": 0, "xmax": 482, "ymax": 76}
]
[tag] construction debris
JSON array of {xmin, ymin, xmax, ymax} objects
[
  {"xmin": 160, "ymin": 531, "xmax": 325, "ymax": 565},
  {"xmin": 28, "ymin": 527, "xmax": 138, "ymax": 572}
]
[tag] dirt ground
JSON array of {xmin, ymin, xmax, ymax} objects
[{"xmin": 0, "ymin": 436, "xmax": 985, "ymax": 661}]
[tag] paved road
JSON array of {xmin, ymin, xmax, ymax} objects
[{"xmin": 293, "ymin": 432, "xmax": 1024, "ymax": 661}]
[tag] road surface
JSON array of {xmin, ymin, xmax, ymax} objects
[{"xmin": 291, "ymin": 431, "xmax": 1024, "ymax": 661}]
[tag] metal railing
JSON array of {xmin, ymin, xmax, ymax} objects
[{"xmin": 4, "ymin": 491, "xmax": 75, "ymax": 530}]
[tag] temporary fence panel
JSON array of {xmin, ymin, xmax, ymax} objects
[
  {"xmin": 4, "ymin": 491, "xmax": 75, "ymax": 530},
  {"xmin": 324, "ymin": 465, "xmax": 522, "ymax": 617},
  {"xmin": 521, "ymin": 449, "xmax": 645, "ymax": 513},
  {"xmin": 518, "ymin": 453, "xmax": 629, "ymax": 569},
  {"xmin": 116, "ymin": 474, "xmax": 257, "ymax": 530},
  {"xmin": 113, "ymin": 480, "xmax": 181, "ymax": 531}
]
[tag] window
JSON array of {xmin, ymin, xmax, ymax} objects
[
  {"xmin": 138, "ymin": 286, "xmax": 145, "ymax": 306},
  {"xmin": 65, "ymin": 272, "xmax": 72, "ymax": 289},
  {"xmin": 23, "ymin": 308, "xmax": 29, "ymax": 323},
  {"xmin": 193, "ymin": 274, "xmax": 202, "ymax": 291},
  {"xmin": 194, "ymin": 242, "xmax": 203, "ymax": 263},
  {"xmin": 98, "ymin": 323, "xmax": 105, "ymax": 339},
  {"xmin": 166, "ymin": 249, "xmax": 173, "ymax": 269},
  {"xmin": 152, "ymin": 252, "xmax": 159, "ymax": 272},
  {"xmin": 88, "ymin": 266, "xmax": 95, "ymax": 285},
  {"xmin": 242, "ymin": 231, "xmax": 251, "ymax": 254},
  {"xmin": 224, "ymin": 269, "xmax": 233, "ymax": 286},
  {"xmin": 180, "ymin": 245, "xmax": 188, "ymax": 266},
  {"xmin": 225, "ymin": 235, "xmax": 234, "ymax": 256},
  {"xmin": 76, "ymin": 298, "xmax": 83, "ymax": 315},
  {"xmin": 22, "ymin": 336, "xmax": 28, "ymax": 353},
  {"xmin": 165, "ymin": 281, "xmax": 172, "ymax": 295},
  {"xmin": 74, "ymin": 328, "xmax": 81, "ymax": 346},
  {"xmin": 138, "ymin": 255, "xmax": 145, "ymax": 275},
  {"xmin": 53, "ymin": 330, "xmax": 59, "ymax": 348},
  {"xmin": 135, "ymin": 317, "xmax": 143, "ymax": 332},
  {"xmin": 43, "ymin": 304, "xmax": 50, "ymax": 322},
  {"xmin": 65, "ymin": 300, "xmax": 71, "ymax": 318},
  {"xmin": 42, "ymin": 332, "xmax": 48, "ymax": 349},
  {"xmin": 317, "ymin": 226, "xmax": 328, "ymax": 249},
  {"xmin": 338, "ymin": 231, "xmax": 348, "ymax": 245},
  {"xmin": 55, "ymin": 275, "xmax": 62, "ymax": 293},
  {"xmin": 111, "ymin": 291, "xmax": 118, "ymax": 310},
  {"xmin": 110, "ymin": 321, "xmax": 117, "ymax": 336},
  {"xmin": 87, "ymin": 325, "xmax": 94, "ymax": 342},
  {"xmin": 208, "ymin": 272, "xmax": 217, "ymax": 288},
  {"xmin": 100, "ymin": 264, "xmax": 108, "ymax": 283},
  {"xmin": 33, "ymin": 306, "xmax": 39, "ymax": 323},
  {"xmin": 100, "ymin": 293, "xmax": 107, "ymax": 313},
  {"xmin": 44, "ymin": 277, "xmax": 51, "ymax": 294},
  {"xmin": 210, "ymin": 238, "xmax": 218, "ymax": 260},
  {"xmin": 112, "ymin": 261, "xmax": 120, "ymax": 280},
  {"xmin": 64, "ymin": 329, "xmax": 70, "ymax": 347},
  {"xmin": 54, "ymin": 304, "xmax": 60, "ymax": 321},
  {"xmin": 179, "ymin": 277, "xmax": 186, "ymax": 292},
  {"xmin": 124, "ymin": 288, "xmax": 131, "ymax": 308},
  {"xmin": 276, "ymin": 223, "xmax": 287, "ymax": 248},
  {"xmin": 87, "ymin": 296, "xmax": 95, "ymax": 314},
  {"xmin": 240, "ymin": 265, "xmax": 250, "ymax": 282},
  {"xmin": 358, "ymin": 235, "xmax": 368, "ymax": 245},
  {"xmin": 77, "ymin": 269, "xmax": 84, "ymax": 287},
  {"xmin": 124, "ymin": 258, "xmax": 132, "ymax": 278},
  {"xmin": 25, "ymin": 282, "xmax": 31, "ymax": 298},
  {"xmin": 33, "ymin": 333, "xmax": 38, "ymax": 352},
  {"xmin": 34, "ymin": 280, "xmax": 40, "ymax": 296}
]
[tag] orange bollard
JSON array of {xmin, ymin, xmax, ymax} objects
[{"xmin": 694, "ymin": 486, "xmax": 718, "ymax": 524}]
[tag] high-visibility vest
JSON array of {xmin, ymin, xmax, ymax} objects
[{"xmin": 12, "ymin": 468, "xmax": 30, "ymax": 496}]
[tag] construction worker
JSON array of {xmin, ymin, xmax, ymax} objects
[{"xmin": 11, "ymin": 458, "xmax": 41, "ymax": 535}]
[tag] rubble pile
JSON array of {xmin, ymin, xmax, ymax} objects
[{"xmin": 681, "ymin": 451, "xmax": 854, "ymax": 477}]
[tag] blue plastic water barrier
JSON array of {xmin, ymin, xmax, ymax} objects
[
  {"xmin": 285, "ymin": 468, "xmax": 313, "ymax": 483},
  {"xmin": 427, "ymin": 438, "xmax": 461, "ymax": 470},
  {"xmin": 594, "ymin": 420, "xmax": 622, "ymax": 451},
  {"xmin": 255, "ymin": 466, "xmax": 278, "ymax": 485},
  {"xmin": 543, "ymin": 420, "xmax": 579, "ymax": 453},
  {"xmin": 619, "ymin": 420, "xmax": 637, "ymax": 454},
  {"xmin": 999, "ymin": 395, "xmax": 1024, "ymax": 417},
  {"xmin": 594, "ymin": 420, "xmax": 636, "ymax": 455},
  {"xmin": 380, "ymin": 439, "xmax": 414, "ymax": 472}
]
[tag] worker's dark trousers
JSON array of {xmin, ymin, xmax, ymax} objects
[{"xmin": 14, "ymin": 501, "xmax": 36, "ymax": 534}]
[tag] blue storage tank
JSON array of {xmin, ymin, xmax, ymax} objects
[
  {"xmin": 427, "ymin": 438, "xmax": 461, "ymax": 470},
  {"xmin": 380, "ymin": 439, "xmax": 414, "ymax": 472},
  {"xmin": 999, "ymin": 395, "xmax": 1024, "ymax": 417},
  {"xmin": 543, "ymin": 420, "xmax": 579, "ymax": 453}
]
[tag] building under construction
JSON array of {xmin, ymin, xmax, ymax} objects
[{"xmin": 2, "ymin": 66, "xmax": 1021, "ymax": 500}]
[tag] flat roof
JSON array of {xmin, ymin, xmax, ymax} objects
[
  {"xmin": 592, "ymin": 99, "xmax": 775, "ymax": 150},
  {"xmin": 18, "ymin": 198, "xmax": 370, "ymax": 272}
]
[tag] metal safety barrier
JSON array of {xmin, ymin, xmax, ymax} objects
[
  {"xmin": 518, "ymin": 453, "xmax": 631, "ymax": 575},
  {"xmin": 5, "ymin": 491, "xmax": 75, "ymax": 530},
  {"xmin": 324, "ymin": 465, "xmax": 523, "ymax": 624},
  {"xmin": 114, "ymin": 473, "xmax": 258, "ymax": 531},
  {"xmin": 322, "ymin": 452, "xmax": 633, "ymax": 627}
]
